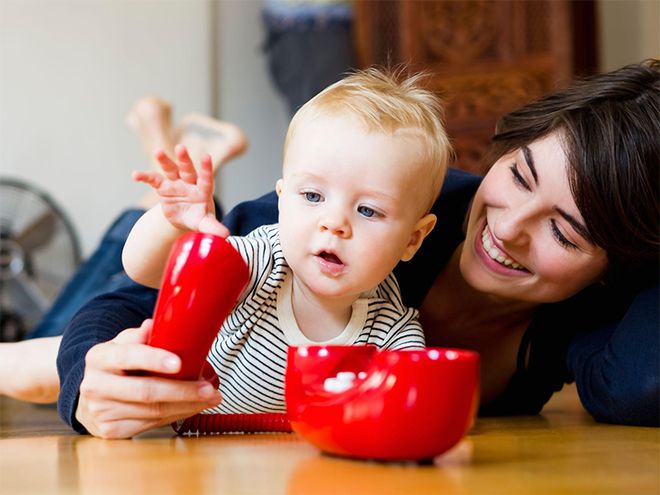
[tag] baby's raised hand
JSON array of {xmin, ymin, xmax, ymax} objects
[{"xmin": 133, "ymin": 144, "xmax": 228, "ymax": 237}]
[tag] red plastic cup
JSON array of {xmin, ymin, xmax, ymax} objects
[
  {"xmin": 147, "ymin": 232, "xmax": 249, "ymax": 380},
  {"xmin": 285, "ymin": 345, "xmax": 480, "ymax": 462}
]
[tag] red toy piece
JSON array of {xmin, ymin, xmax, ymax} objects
[
  {"xmin": 147, "ymin": 232, "xmax": 249, "ymax": 380},
  {"xmin": 173, "ymin": 412, "xmax": 292, "ymax": 436},
  {"xmin": 285, "ymin": 345, "xmax": 480, "ymax": 462},
  {"xmin": 147, "ymin": 232, "xmax": 292, "ymax": 435}
]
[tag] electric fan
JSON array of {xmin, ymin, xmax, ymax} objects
[{"xmin": 0, "ymin": 178, "xmax": 81, "ymax": 341}]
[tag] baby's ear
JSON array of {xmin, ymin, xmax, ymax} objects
[
  {"xmin": 275, "ymin": 178, "xmax": 283, "ymax": 196},
  {"xmin": 401, "ymin": 214, "xmax": 437, "ymax": 262}
]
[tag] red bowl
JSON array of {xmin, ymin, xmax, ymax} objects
[{"xmin": 285, "ymin": 345, "xmax": 479, "ymax": 462}]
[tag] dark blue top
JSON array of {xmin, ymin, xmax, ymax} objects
[{"xmin": 57, "ymin": 168, "xmax": 659, "ymax": 432}]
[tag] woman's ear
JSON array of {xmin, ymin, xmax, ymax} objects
[{"xmin": 401, "ymin": 213, "xmax": 437, "ymax": 262}]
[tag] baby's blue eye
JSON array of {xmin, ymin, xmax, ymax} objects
[
  {"xmin": 304, "ymin": 192, "xmax": 322, "ymax": 203},
  {"xmin": 357, "ymin": 205, "xmax": 377, "ymax": 218}
]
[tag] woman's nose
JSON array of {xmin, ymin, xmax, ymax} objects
[{"xmin": 492, "ymin": 204, "xmax": 533, "ymax": 245}]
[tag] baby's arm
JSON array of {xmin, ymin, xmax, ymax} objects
[{"xmin": 122, "ymin": 144, "xmax": 229, "ymax": 288}]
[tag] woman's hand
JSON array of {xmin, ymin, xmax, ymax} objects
[
  {"xmin": 132, "ymin": 144, "xmax": 229, "ymax": 237},
  {"xmin": 75, "ymin": 319, "xmax": 222, "ymax": 439}
]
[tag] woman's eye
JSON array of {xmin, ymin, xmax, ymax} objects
[
  {"xmin": 509, "ymin": 164, "xmax": 531, "ymax": 192},
  {"xmin": 357, "ymin": 205, "xmax": 379, "ymax": 218},
  {"xmin": 303, "ymin": 192, "xmax": 322, "ymax": 203},
  {"xmin": 550, "ymin": 220, "xmax": 577, "ymax": 250}
]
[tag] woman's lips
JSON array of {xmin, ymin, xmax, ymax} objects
[
  {"xmin": 476, "ymin": 225, "xmax": 529, "ymax": 275},
  {"xmin": 481, "ymin": 226, "xmax": 526, "ymax": 270}
]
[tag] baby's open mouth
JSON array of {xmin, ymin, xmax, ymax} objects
[{"xmin": 318, "ymin": 251, "xmax": 343, "ymax": 265}]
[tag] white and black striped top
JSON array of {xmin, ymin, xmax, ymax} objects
[{"xmin": 203, "ymin": 224, "xmax": 425, "ymax": 414}]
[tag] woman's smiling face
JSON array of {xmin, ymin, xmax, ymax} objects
[{"xmin": 460, "ymin": 132, "xmax": 608, "ymax": 303}]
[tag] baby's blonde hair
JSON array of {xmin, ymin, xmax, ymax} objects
[{"xmin": 284, "ymin": 67, "xmax": 453, "ymax": 212}]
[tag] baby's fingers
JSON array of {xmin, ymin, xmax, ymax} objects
[
  {"xmin": 155, "ymin": 149, "xmax": 181, "ymax": 181},
  {"xmin": 175, "ymin": 144, "xmax": 199, "ymax": 183},
  {"xmin": 132, "ymin": 170, "xmax": 163, "ymax": 189},
  {"xmin": 197, "ymin": 154, "xmax": 215, "ymax": 198}
]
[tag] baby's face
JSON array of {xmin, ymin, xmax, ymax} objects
[{"xmin": 277, "ymin": 112, "xmax": 433, "ymax": 301}]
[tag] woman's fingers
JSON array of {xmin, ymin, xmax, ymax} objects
[
  {"xmin": 85, "ymin": 322, "xmax": 178, "ymax": 376},
  {"xmin": 83, "ymin": 372, "xmax": 220, "ymax": 405},
  {"xmin": 86, "ymin": 341, "xmax": 180, "ymax": 376},
  {"xmin": 84, "ymin": 395, "xmax": 219, "ymax": 423},
  {"xmin": 77, "ymin": 319, "xmax": 222, "ymax": 439},
  {"xmin": 87, "ymin": 418, "xmax": 162, "ymax": 440},
  {"xmin": 112, "ymin": 319, "xmax": 152, "ymax": 344},
  {"xmin": 77, "ymin": 397, "xmax": 196, "ymax": 439},
  {"xmin": 77, "ymin": 371, "xmax": 221, "ymax": 438},
  {"xmin": 80, "ymin": 397, "xmax": 214, "ymax": 439}
]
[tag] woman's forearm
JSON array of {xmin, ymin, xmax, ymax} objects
[
  {"xmin": 57, "ymin": 282, "xmax": 158, "ymax": 433},
  {"xmin": 567, "ymin": 285, "xmax": 659, "ymax": 426}
]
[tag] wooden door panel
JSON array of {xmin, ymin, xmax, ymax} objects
[{"xmin": 354, "ymin": 0, "xmax": 580, "ymax": 174}]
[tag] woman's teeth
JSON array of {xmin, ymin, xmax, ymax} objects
[{"xmin": 481, "ymin": 227, "xmax": 525, "ymax": 270}]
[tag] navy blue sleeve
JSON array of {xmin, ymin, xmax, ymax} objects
[
  {"xmin": 567, "ymin": 285, "xmax": 659, "ymax": 426},
  {"xmin": 221, "ymin": 192, "xmax": 279, "ymax": 235},
  {"xmin": 56, "ymin": 193, "xmax": 279, "ymax": 433},
  {"xmin": 57, "ymin": 282, "xmax": 158, "ymax": 432}
]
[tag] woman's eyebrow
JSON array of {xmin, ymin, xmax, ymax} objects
[
  {"xmin": 554, "ymin": 206, "xmax": 593, "ymax": 243},
  {"xmin": 521, "ymin": 146, "xmax": 538, "ymax": 184}
]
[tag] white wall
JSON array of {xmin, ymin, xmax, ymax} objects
[
  {"xmin": 598, "ymin": 0, "xmax": 660, "ymax": 71},
  {"xmin": 215, "ymin": 0, "xmax": 290, "ymax": 215},
  {"xmin": 0, "ymin": 0, "xmax": 215, "ymax": 256}
]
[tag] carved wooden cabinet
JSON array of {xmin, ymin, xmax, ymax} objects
[{"xmin": 353, "ymin": 0, "xmax": 590, "ymax": 175}]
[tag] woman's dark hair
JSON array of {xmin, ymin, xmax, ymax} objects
[{"xmin": 491, "ymin": 59, "xmax": 659, "ymax": 291}]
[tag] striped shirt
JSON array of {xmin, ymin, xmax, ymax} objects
[{"xmin": 204, "ymin": 224, "xmax": 425, "ymax": 414}]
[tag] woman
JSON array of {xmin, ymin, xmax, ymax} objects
[{"xmin": 9, "ymin": 60, "xmax": 660, "ymax": 438}]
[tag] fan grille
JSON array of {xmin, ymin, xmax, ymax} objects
[{"xmin": 0, "ymin": 178, "xmax": 81, "ymax": 339}]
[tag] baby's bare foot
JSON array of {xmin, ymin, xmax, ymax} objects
[
  {"xmin": 126, "ymin": 96, "xmax": 176, "ymax": 170},
  {"xmin": 174, "ymin": 113, "xmax": 248, "ymax": 173}
]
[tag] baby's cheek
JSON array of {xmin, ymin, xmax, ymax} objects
[{"xmin": 359, "ymin": 247, "xmax": 401, "ymax": 281}]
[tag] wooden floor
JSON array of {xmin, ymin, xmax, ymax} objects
[{"xmin": 1, "ymin": 385, "xmax": 658, "ymax": 495}]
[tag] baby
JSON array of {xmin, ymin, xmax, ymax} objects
[{"xmin": 122, "ymin": 68, "xmax": 452, "ymax": 413}]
